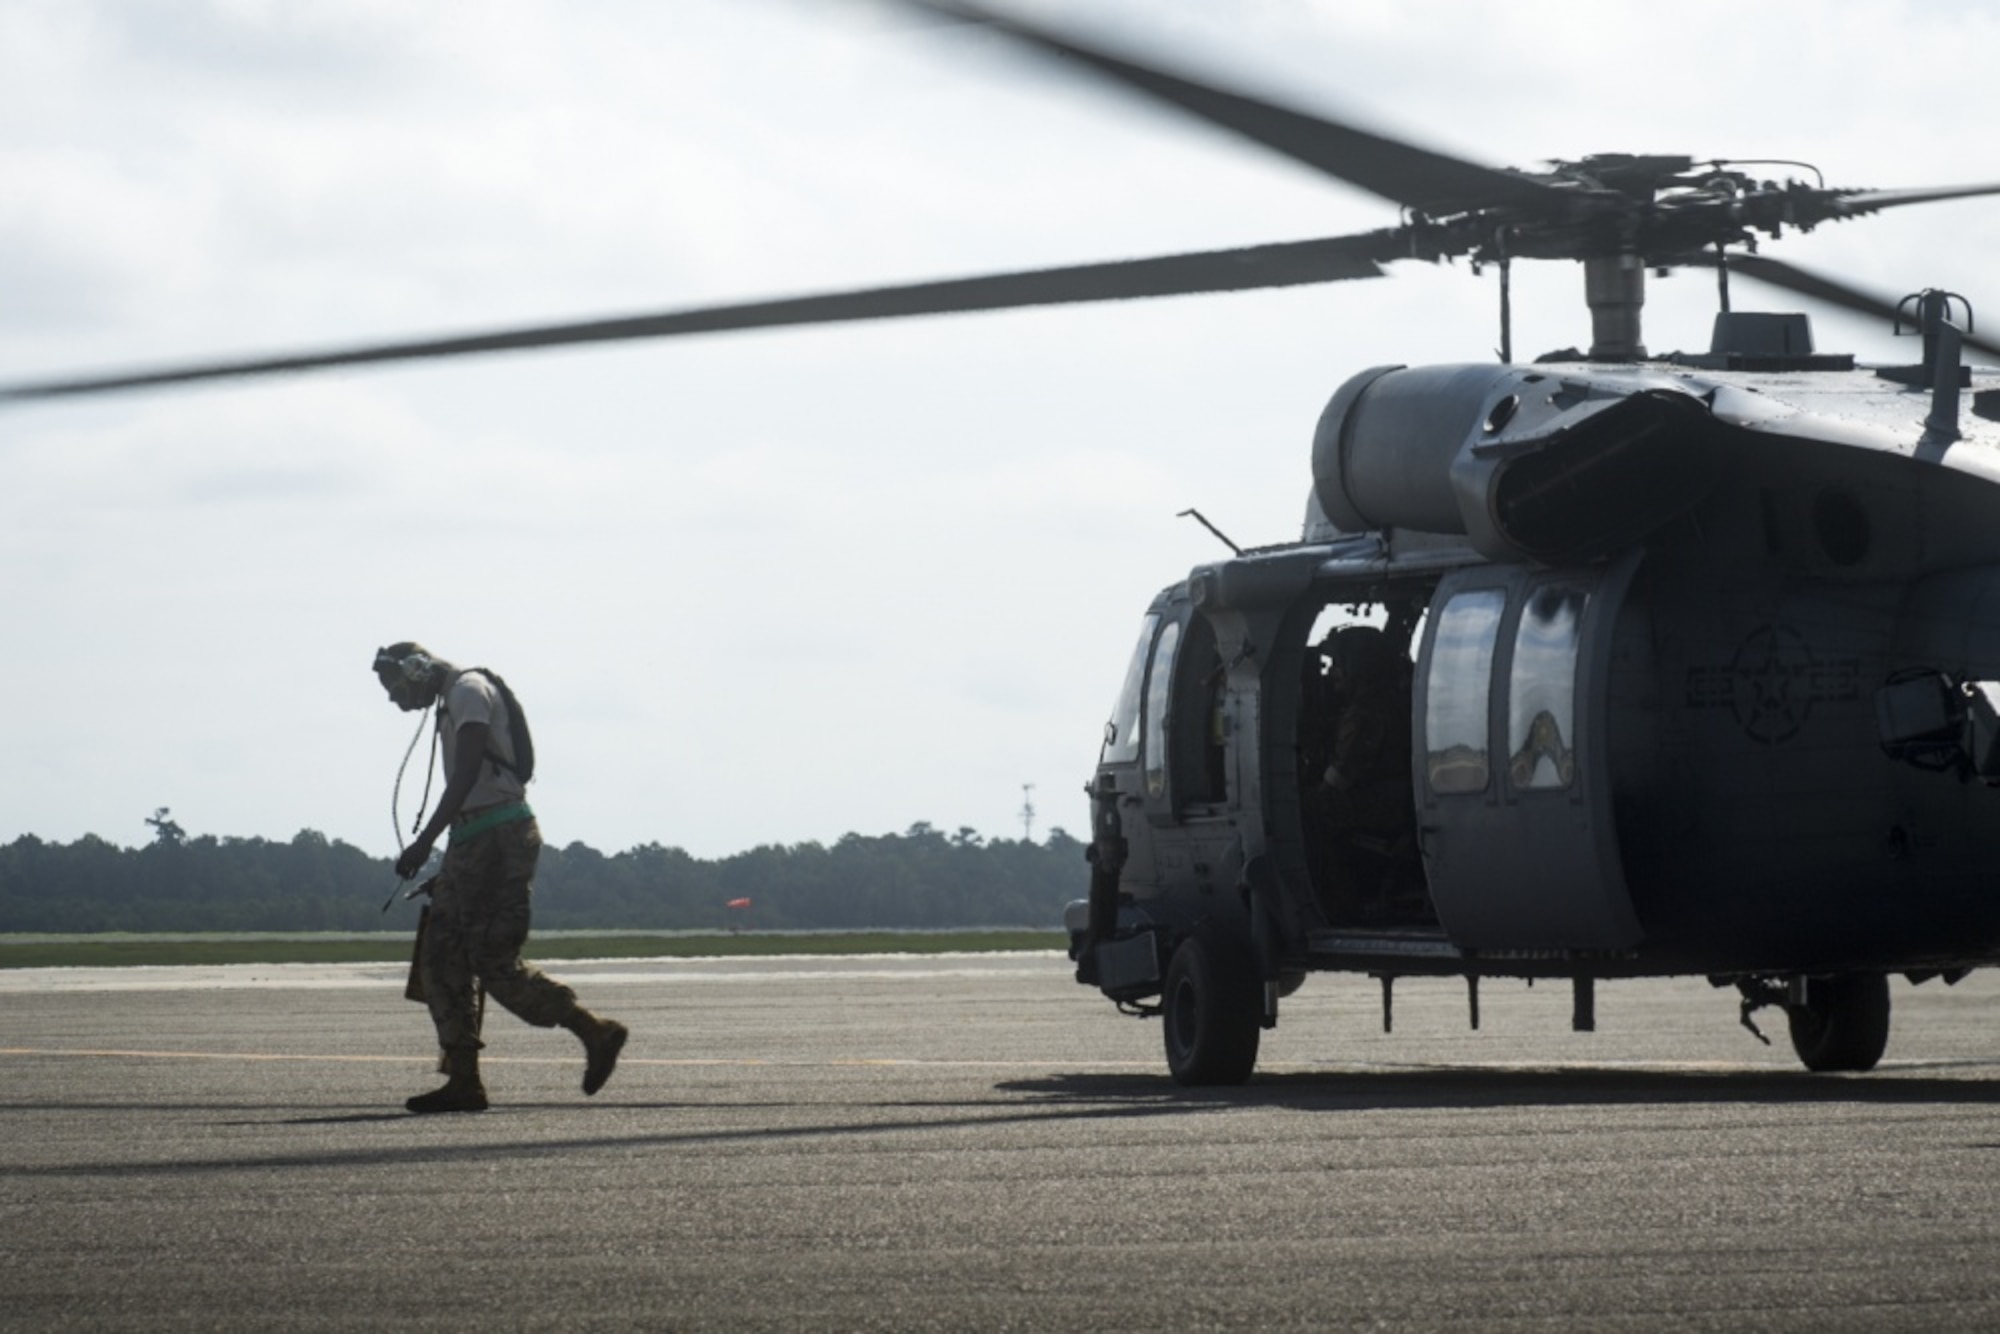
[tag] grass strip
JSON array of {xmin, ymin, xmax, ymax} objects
[{"xmin": 0, "ymin": 930, "xmax": 1067, "ymax": 970}]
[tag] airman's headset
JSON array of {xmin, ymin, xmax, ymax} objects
[{"xmin": 373, "ymin": 643, "xmax": 437, "ymax": 685}]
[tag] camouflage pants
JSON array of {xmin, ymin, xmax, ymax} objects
[{"xmin": 420, "ymin": 817, "xmax": 579, "ymax": 1055}]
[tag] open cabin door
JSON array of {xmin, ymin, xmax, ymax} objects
[{"xmin": 1413, "ymin": 556, "xmax": 1643, "ymax": 952}]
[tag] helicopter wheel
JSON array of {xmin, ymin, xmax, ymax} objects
[
  {"xmin": 1162, "ymin": 927, "xmax": 1261, "ymax": 1086},
  {"xmin": 1786, "ymin": 973, "xmax": 1891, "ymax": 1073}
]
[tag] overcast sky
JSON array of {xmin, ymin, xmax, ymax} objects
[{"xmin": 4, "ymin": 0, "xmax": 1997, "ymax": 860}]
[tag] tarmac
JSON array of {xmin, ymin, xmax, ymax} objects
[{"xmin": 4, "ymin": 953, "xmax": 1999, "ymax": 1330}]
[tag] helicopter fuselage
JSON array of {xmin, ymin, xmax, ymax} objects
[{"xmin": 1072, "ymin": 337, "xmax": 2000, "ymax": 1079}]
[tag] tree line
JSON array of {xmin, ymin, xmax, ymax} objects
[{"xmin": 0, "ymin": 818, "xmax": 1086, "ymax": 934}]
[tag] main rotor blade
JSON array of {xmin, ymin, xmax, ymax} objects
[
  {"xmin": 906, "ymin": 0, "xmax": 1560, "ymax": 216},
  {"xmin": 1831, "ymin": 181, "xmax": 2000, "ymax": 215},
  {"xmin": 1728, "ymin": 254, "xmax": 2000, "ymax": 363},
  {"xmin": 0, "ymin": 234, "xmax": 1398, "ymax": 403}
]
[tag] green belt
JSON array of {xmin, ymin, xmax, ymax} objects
[{"xmin": 448, "ymin": 802, "xmax": 534, "ymax": 847}]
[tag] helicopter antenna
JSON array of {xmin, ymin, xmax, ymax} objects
[
  {"xmin": 1178, "ymin": 508, "xmax": 1243, "ymax": 555},
  {"xmin": 1020, "ymin": 784, "xmax": 1036, "ymax": 843}
]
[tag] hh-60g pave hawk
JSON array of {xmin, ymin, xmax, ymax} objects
[{"xmin": 8, "ymin": 3, "xmax": 2000, "ymax": 1083}]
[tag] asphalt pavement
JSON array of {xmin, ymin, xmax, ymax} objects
[{"xmin": 3, "ymin": 954, "xmax": 1999, "ymax": 1331}]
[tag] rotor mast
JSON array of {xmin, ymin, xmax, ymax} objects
[{"xmin": 1584, "ymin": 255, "xmax": 1648, "ymax": 361}]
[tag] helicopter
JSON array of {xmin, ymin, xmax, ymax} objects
[{"xmin": 7, "ymin": 2, "xmax": 2000, "ymax": 1084}]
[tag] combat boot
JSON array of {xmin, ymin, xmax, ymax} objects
[
  {"xmin": 563, "ymin": 1010, "xmax": 629, "ymax": 1096},
  {"xmin": 406, "ymin": 1046, "xmax": 488, "ymax": 1114}
]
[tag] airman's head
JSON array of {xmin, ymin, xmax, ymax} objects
[
  {"xmin": 1323, "ymin": 625, "xmax": 1392, "ymax": 691},
  {"xmin": 373, "ymin": 641, "xmax": 444, "ymax": 712}
]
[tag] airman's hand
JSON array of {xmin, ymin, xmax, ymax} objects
[{"xmin": 395, "ymin": 838, "xmax": 435, "ymax": 881}]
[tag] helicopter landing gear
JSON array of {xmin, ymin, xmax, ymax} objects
[
  {"xmin": 1162, "ymin": 927, "xmax": 1261, "ymax": 1086},
  {"xmin": 1735, "ymin": 973, "xmax": 1891, "ymax": 1072},
  {"xmin": 1785, "ymin": 973, "xmax": 1892, "ymax": 1073}
]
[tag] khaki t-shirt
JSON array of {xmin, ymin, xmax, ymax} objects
[{"xmin": 438, "ymin": 670, "xmax": 527, "ymax": 810}]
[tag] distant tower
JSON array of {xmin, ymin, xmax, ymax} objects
[{"xmin": 1020, "ymin": 783, "xmax": 1037, "ymax": 843}]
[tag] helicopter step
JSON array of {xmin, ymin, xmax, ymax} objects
[{"xmin": 1303, "ymin": 927, "xmax": 1463, "ymax": 966}]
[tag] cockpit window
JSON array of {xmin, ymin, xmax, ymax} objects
[
  {"xmin": 1425, "ymin": 588, "xmax": 1503, "ymax": 795},
  {"xmin": 1508, "ymin": 586, "xmax": 1585, "ymax": 790},
  {"xmin": 1144, "ymin": 620, "xmax": 1184, "ymax": 800},
  {"xmin": 1102, "ymin": 614, "xmax": 1159, "ymax": 764}
]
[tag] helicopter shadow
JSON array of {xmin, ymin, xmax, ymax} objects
[{"xmin": 997, "ymin": 1061, "xmax": 2000, "ymax": 1113}]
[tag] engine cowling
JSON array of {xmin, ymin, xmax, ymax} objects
[{"xmin": 1309, "ymin": 363, "xmax": 1724, "ymax": 564}]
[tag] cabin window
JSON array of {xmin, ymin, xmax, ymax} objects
[
  {"xmin": 1101, "ymin": 614, "xmax": 1159, "ymax": 765},
  {"xmin": 1168, "ymin": 615, "xmax": 1228, "ymax": 807},
  {"xmin": 1425, "ymin": 588, "xmax": 1503, "ymax": 794},
  {"xmin": 1507, "ymin": 585, "xmax": 1585, "ymax": 790},
  {"xmin": 1144, "ymin": 620, "xmax": 1184, "ymax": 800}
]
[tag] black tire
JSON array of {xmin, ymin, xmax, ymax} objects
[
  {"xmin": 1162, "ymin": 928, "xmax": 1261, "ymax": 1086},
  {"xmin": 1787, "ymin": 973, "xmax": 1891, "ymax": 1073}
]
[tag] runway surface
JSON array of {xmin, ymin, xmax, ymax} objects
[{"xmin": 4, "ymin": 953, "xmax": 1999, "ymax": 1331}]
